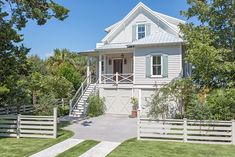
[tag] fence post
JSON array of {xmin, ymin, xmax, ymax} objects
[
  {"xmin": 137, "ymin": 110, "xmax": 140, "ymax": 140},
  {"xmin": 116, "ymin": 72, "xmax": 118, "ymax": 84},
  {"xmin": 53, "ymin": 107, "xmax": 57, "ymax": 139},
  {"xmin": 69, "ymin": 100, "xmax": 72, "ymax": 116},
  {"xmin": 16, "ymin": 114, "xmax": 21, "ymax": 139},
  {"xmin": 232, "ymin": 120, "xmax": 235, "ymax": 145},
  {"xmin": 183, "ymin": 118, "xmax": 187, "ymax": 142}
]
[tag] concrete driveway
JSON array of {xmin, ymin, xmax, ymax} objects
[{"xmin": 65, "ymin": 114, "xmax": 137, "ymax": 142}]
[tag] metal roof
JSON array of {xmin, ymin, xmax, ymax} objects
[{"xmin": 129, "ymin": 32, "xmax": 183, "ymax": 46}]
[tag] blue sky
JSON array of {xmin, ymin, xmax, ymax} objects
[{"xmin": 21, "ymin": 0, "xmax": 191, "ymax": 58}]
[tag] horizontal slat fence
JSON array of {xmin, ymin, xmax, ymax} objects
[
  {"xmin": 0, "ymin": 105, "xmax": 33, "ymax": 115},
  {"xmin": 0, "ymin": 115, "xmax": 18, "ymax": 137},
  {"xmin": 138, "ymin": 113, "xmax": 235, "ymax": 145},
  {"xmin": 0, "ymin": 107, "xmax": 57, "ymax": 139}
]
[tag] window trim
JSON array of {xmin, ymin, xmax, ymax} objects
[
  {"xmin": 136, "ymin": 24, "xmax": 146, "ymax": 40},
  {"xmin": 150, "ymin": 55, "xmax": 163, "ymax": 77}
]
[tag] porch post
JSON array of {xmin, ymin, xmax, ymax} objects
[
  {"xmin": 104, "ymin": 55, "xmax": 106, "ymax": 74},
  {"xmin": 99, "ymin": 54, "xmax": 102, "ymax": 84},
  {"xmin": 86, "ymin": 56, "xmax": 90, "ymax": 83},
  {"xmin": 96, "ymin": 56, "xmax": 99, "ymax": 81}
]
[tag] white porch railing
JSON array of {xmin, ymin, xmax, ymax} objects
[{"xmin": 101, "ymin": 73, "xmax": 133, "ymax": 84}]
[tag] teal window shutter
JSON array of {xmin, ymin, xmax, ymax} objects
[
  {"xmin": 162, "ymin": 54, "xmax": 168, "ymax": 78},
  {"xmin": 146, "ymin": 23, "xmax": 151, "ymax": 36},
  {"xmin": 132, "ymin": 25, "xmax": 136, "ymax": 41},
  {"xmin": 146, "ymin": 55, "xmax": 151, "ymax": 78}
]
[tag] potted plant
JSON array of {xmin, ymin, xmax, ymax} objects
[{"xmin": 130, "ymin": 97, "xmax": 138, "ymax": 118}]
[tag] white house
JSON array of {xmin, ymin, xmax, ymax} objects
[{"xmin": 70, "ymin": 2, "xmax": 189, "ymax": 117}]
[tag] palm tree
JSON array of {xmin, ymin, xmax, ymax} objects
[{"xmin": 47, "ymin": 48, "xmax": 86, "ymax": 74}]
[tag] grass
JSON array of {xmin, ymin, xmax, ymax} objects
[
  {"xmin": 0, "ymin": 129, "xmax": 74, "ymax": 157},
  {"xmin": 108, "ymin": 138, "xmax": 235, "ymax": 157},
  {"xmin": 56, "ymin": 140, "xmax": 100, "ymax": 157}
]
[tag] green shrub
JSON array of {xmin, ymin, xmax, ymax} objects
[
  {"xmin": 186, "ymin": 94, "xmax": 213, "ymax": 120},
  {"xmin": 58, "ymin": 105, "xmax": 69, "ymax": 117},
  {"xmin": 206, "ymin": 88, "xmax": 235, "ymax": 120},
  {"xmin": 87, "ymin": 94, "xmax": 105, "ymax": 117}
]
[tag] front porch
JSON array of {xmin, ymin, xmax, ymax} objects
[{"xmin": 86, "ymin": 51, "xmax": 134, "ymax": 85}]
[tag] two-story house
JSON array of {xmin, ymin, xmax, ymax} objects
[{"xmin": 69, "ymin": 2, "xmax": 187, "ymax": 117}]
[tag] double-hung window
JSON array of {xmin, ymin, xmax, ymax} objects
[
  {"xmin": 137, "ymin": 24, "xmax": 146, "ymax": 40},
  {"xmin": 151, "ymin": 55, "xmax": 162, "ymax": 76}
]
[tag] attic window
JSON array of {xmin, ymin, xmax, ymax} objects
[{"xmin": 137, "ymin": 24, "xmax": 146, "ymax": 39}]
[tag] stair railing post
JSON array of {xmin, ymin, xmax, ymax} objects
[{"xmin": 81, "ymin": 82, "xmax": 84, "ymax": 95}]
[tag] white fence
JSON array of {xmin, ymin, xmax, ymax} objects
[
  {"xmin": 0, "ymin": 107, "xmax": 57, "ymax": 139},
  {"xmin": 138, "ymin": 115, "xmax": 235, "ymax": 145},
  {"xmin": 0, "ymin": 105, "xmax": 33, "ymax": 115}
]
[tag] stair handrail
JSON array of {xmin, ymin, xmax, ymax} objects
[
  {"xmin": 69, "ymin": 73, "xmax": 92, "ymax": 115},
  {"xmin": 83, "ymin": 79, "xmax": 99, "ymax": 116}
]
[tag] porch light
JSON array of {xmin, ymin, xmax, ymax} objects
[{"xmin": 121, "ymin": 53, "xmax": 124, "ymax": 58}]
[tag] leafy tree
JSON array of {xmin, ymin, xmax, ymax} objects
[
  {"xmin": 0, "ymin": 0, "xmax": 69, "ymax": 109},
  {"xmin": 41, "ymin": 75, "xmax": 74, "ymax": 100},
  {"xmin": 56, "ymin": 62, "xmax": 83, "ymax": 89},
  {"xmin": 27, "ymin": 55, "xmax": 48, "ymax": 105},
  {"xmin": 34, "ymin": 92, "xmax": 57, "ymax": 116},
  {"xmin": 180, "ymin": 0, "xmax": 235, "ymax": 90},
  {"xmin": 148, "ymin": 78, "xmax": 195, "ymax": 119}
]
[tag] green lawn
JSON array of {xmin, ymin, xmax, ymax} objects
[
  {"xmin": 56, "ymin": 140, "xmax": 100, "ymax": 157},
  {"xmin": 0, "ymin": 129, "xmax": 74, "ymax": 157},
  {"xmin": 108, "ymin": 139, "xmax": 235, "ymax": 157}
]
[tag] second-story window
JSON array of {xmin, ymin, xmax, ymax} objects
[{"xmin": 137, "ymin": 24, "xmax": 146, "ymax": 39}]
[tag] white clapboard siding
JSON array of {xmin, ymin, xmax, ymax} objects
[
  {"xmin": 138, "ymin": 113, "xmax": 235, "ymax": 145},
  {"xmin": 134, "ymin": 45, "xmax": 182, "ymax": 85}
]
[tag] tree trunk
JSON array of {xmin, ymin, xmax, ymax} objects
[{"xmin": 32, "ymin": 91, "xmax": 37, "ymax": 105}]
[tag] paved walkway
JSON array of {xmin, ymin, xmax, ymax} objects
[
  {"xmin": 80, "ymin": 141, "xmax": 121, "ymax": 157},
  {"xmin": 65, "ymin": 114, "xmax": 137, "ymax": 142},
  {"xmin": 30, "ymin": 138, "xmax": 84, "ymax": 157}
]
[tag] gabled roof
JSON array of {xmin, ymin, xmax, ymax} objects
[
  {"xmin": 104, "ymin": 11, "xmax": 185, "ymax": 33},
  {"xmin": 128, "ymin": 32, "xmax": 183, "ymax": 46},
  {"xmin": 102, "ymin": 2, "xmax": 185, "ymax": 43}
]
